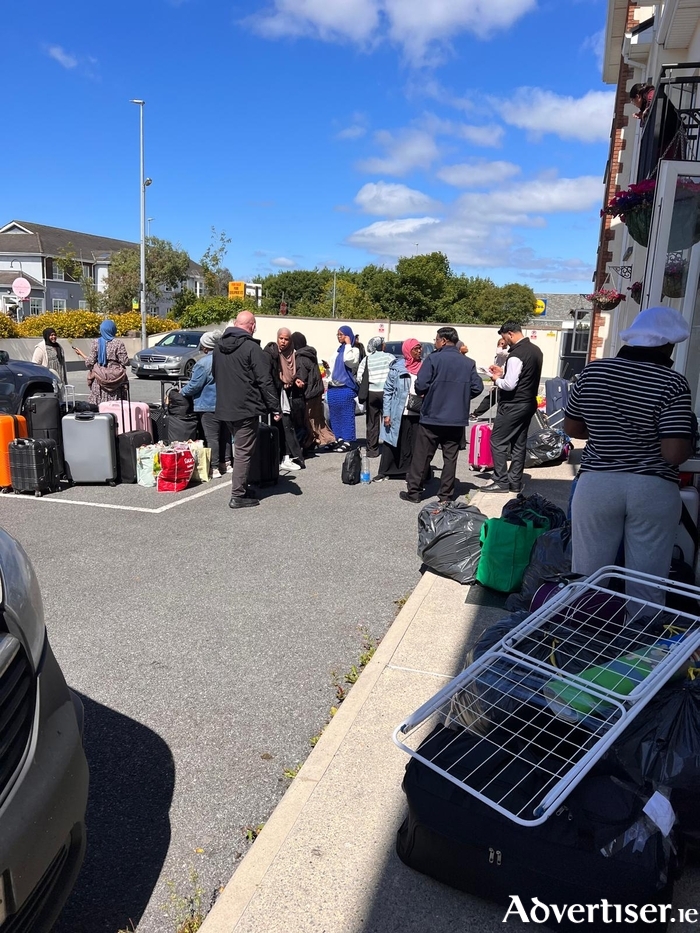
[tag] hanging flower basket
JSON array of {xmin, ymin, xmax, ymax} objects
[
  {"xmin": 662, "ymin": 258, "xmax": 689, "ymax": 299},
  {"xmin": 625, "ymin": 205, "xmax": 652, "ymax": 247},
  {"xmin": 628, "ymin": 281, "xmax": 643, "ymax": 304},
  {"xmin": 583, "ymin": 288, "xmax": 625, "ymax": 312}
]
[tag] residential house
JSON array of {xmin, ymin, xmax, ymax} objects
[
  {"xmin": 595, "ymin": 1, "xmax": 700, "ymax": 407},
  {"xmin": 0, "ymin": 220, "xmax": 203, "ymax": 319}
]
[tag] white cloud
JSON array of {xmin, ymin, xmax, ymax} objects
[
  {"xmin": 246, "ymin": 0, "xmax": 536, "ymax": 62},
  {"xmin": 357, "ymin": 128, "xmax": 440, "ymax": 176},
  {"xmin": 336, "ymin": 124, "xmax": 367, "ymax": 140},
  {"xmin": 47, "ymin": 45, "xmax": 78, "ymax": 69},
  {"xmin": 437, "ymin": 160, "xmax": 521, "ymax": 188},
  {"xmin": 354, "ymin": 181, "xmax": 439, "ymax": 216},
  {"xmin": 581, "ymin": 29, "xmax": 605, "ymax": 71},
  {"xmin": 271, "ymin": 256, "xmax": 297, "ymax": 268},
  {"xmin": 455, "ymin": 175, "xmax": 604, "ymax": 224},
  {"xmin": 456, "ymin": 124, "xmax": 505, "ymax": 147},
  {"xmin": 494, "ymin": 87, "xmax": 615, "ymax": 143}
]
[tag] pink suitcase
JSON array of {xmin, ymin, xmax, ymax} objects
[
  {"xmin": 99, "ymin": 401, "xmax": 153, "ymax": 438},
  {"xmin": 468, "ymin": 422, "xmax": 493, "ymax": 469}
]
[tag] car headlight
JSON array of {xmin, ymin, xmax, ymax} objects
[{"xmin": 0, "ymin": 529, "xmax": 46, "ymax": 670}]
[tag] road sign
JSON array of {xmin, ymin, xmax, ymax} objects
[
  {"xmin": 228, "ymin": 281, "xmax": 245, "ymax": 300},
  {"xmin": 11, "ymin": 277, "xmax": 31, "ymax": 300},
  {"xmin": 534, "ymin": 299, "xmax": 547, "ymax": 317},
  {"xmin": 132, "ymin": 298, "xmax": 139, "ymax": 311}
]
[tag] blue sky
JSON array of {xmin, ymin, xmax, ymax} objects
[{"xmin": 4, "ymin": 0, "xmax": 612, "ymax": 291}]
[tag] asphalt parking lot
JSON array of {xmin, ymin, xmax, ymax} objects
[{"xmin": 0, "ymin": 368, "xmax": 475, "ymax": 933}]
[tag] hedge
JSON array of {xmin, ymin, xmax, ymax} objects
[
  {"xmin": 0, "ymin": 316, "xmax": 20, "ymax": 338},
  {"xmin": 16, "ymin": 312, "xmax": 179, "ymax": 339}
]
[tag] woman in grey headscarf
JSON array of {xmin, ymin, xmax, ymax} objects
[{"xmin": 355, "ymin": 336, "xmax": 395, "ymax": 458}]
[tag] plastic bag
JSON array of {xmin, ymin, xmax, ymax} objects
[
  {"xmin": 136, "ymin": 444, "xmax": 159, "ymax": 488},
  {"xmin": 341, "ymin": 448, "xmax": 361, "ymax": 485},
  {"xmin": 505, "ymin": 523, "xmax": 572, "ymax": 611},
  {"xmin": 525, "ymin": 428, "xmax": 572, "ymax": 467},
  {"xmin": 475, "ymin": 516, "xmax": 548, "ymax": 592},
  {"xmin": 502, "ymin": 492, "xmax": 567, "ymax": 530},
  {"xmin": 157, "ymin": 447, "xmax": 196, "ymax": 492},
  {"xmin": 417, "ymin": 501, "xmax": 486, "ymax": 585}
]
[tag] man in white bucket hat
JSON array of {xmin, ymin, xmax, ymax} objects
[{"xmin": 563, "ymin": 306, "xmax": 694, "ymax": 602}]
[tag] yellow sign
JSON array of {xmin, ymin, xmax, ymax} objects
[
  {"xmin": 533, "ymin": 299, "xmax": 547, "ymax": 316},
  {"xmin": 132, "ymin": 298, "xmax": 139, "ymax": 311},
  {"xmin": 228, "ymin": 281, "xmax": 245, "ymax": 300}
]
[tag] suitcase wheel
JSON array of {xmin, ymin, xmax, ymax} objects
[
  {"xmin": 34, "ymin": 491, "xmax": 42, "ymax": 498},
  {"xmin": 13, "ymin": 490, "xmax": 19, "ymax": 495},
  {"xmin": 108, "ymin": 481, "xmax": 116, "ymax": 487}
]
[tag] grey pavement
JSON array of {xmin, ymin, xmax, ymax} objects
[
  {"xmin": 199, "ymin": 456, "xmax": 700, "ymax": 933},
  {"xmin": 0, "ymin": 389, "xmax": 461, "ymax": 933}
]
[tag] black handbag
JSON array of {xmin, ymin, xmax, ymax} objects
[
  {"xmin": 406, "ymin": 393, "xmax": 423, "ymax": 414},
  {"xmin": 357, "ymin": 361, "xmax": 370, "ymax": 404}
]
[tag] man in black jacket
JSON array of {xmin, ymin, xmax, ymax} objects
[
  {"xmin": 482, "ymin": 321, "xmax": 543, "ymax": 494},
  {"xmin": 213, "ymin": 311, "xmax": 280, "ymax": 509},
  {"xmin": 400, "ymin": 327, "xmax": 483, "ymax": 504}
]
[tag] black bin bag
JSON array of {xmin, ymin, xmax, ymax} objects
[
  {"xmin": 417, "ymin": 501, "xmax": 486, "ymax": 585},
  {"xmin": 505, "ymin": 523, "xmax": 572, "ymax": 612}
]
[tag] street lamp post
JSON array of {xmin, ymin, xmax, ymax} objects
[
  {"xmin": 129, "ymin": 99, "xmax": 151, "ymax": 350},
  {"xmin": 147, "ymin": 218, "xmax": 154, "ymax": 237}
]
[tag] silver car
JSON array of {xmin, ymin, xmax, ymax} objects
[{"xmin": 131, "ymin": 330, "xmax": 206, "ymax": 379}]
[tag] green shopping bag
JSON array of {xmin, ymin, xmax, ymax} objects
[{"xmin": 475, "ymin": 516, "xmax": 549, "ymax": 593}]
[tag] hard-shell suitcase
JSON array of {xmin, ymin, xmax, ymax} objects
[
  {"xmin": 62, "ymin": 412, "xmax": 118, "ymax": 485},
  {"xmin": 114, "ymin": 389, "xmax": 151, "ymax": 484},
  {"xmin": 545, "ymin": 378, "xmax": 570, "ymax": 430},
  {"xmin": 248, "ymin": 421, "xmax": 279, "ymax": 487},
  {"xmin": 99, "ymin": 400, "xmax": 152, "ymax": 438},
  {"xmin": 25, "ymin": 392, "xmax": 65, "ymax": 476},
  {"xmin": 397, "ymin": 724, "xmax": 676, "ymax": 932},
  {"xmin": 468, "ymin": 422, "xmax": 493, "ymax": 469},
  {"xmin": 149, "ymin": 404, "xmax": 168, "ymax": 443},
  {"xmin": 677, "ymin": 486, "xmax": 699, "ymax": 566},
  {"xmin": 9, "ymin": 438, "xmax": 60, "ymax": 496},
  {"xmin": 0, "ymin": 414, "xmax": 28, "ymax": 488}
]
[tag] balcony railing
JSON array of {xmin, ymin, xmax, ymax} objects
[{"xmin": 636, "ymin": 63, "xmax": 700, "ymax": 182}]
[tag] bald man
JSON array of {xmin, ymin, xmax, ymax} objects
[
  {"xmin": 214, "ymin": 312, "xmax": 281, "ymax": 509},
  {"xmin": 263, "ymin": 326, "xmax": 305, "ymax": 471}
]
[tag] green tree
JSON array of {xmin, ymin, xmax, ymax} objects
[
  {"xmin": 200, "ymin": 227, "xmax": 232, "ymax": 297},
  {"xmin": 258, "ymin": 269, "xmax": 328, "ymax": 315},
  {"xmin": 54, "ymin": 243, "xmax": 104, "ymax": 313},
  {"xmin": 393, "ymin": 252, "xmax": 451, "ymax": 321},
  {"xmin": 303, "ymin": 278, "xmax": 380, "ymax": 319},
  {"xmin": 103, "ymin": 237, "xmax": 191, "ymax": 313},
  {"xmin": 473, "ymin": 282, "xmax": 536, "ymax": 325},
  {"xmin": 178, "ymin": 296, "xmax": 259, "ymax": 329}
]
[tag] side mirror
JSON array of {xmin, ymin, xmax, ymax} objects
[{"xmin": 0, "ymin": 351, "xmax": 9, "ymax": 365}]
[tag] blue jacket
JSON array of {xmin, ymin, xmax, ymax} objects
[
  {"xmin": 380, "ymin": 359, "xmax": 412, "ymax": 447},
  {"xmin": 415, "ymin": 345, "xmax": 483, "ymax": 427},
  {"xmin": 181, "ymin": 352, "xmax": 216, "ymax": 412}
]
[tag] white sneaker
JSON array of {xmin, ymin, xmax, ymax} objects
[{"xmin": 281, "ymin": 456, "xmax": 301, "ymax": 471}]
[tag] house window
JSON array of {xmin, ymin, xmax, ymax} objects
[
  {"xmin": 82, "ymin": 264, "xmax": 93, "ymax": 281},
  {"xmin": 29, "ymin": 298, "xmax": 44, "ymax": 316},
  {"xmin": 78, "ymin": 301, "xmax": 89, "ymax": 310},
  {"xmin": 52, "ymin": 299, "xmax": 67, "ymax": 312},
  {"xmin": 52, "ymin": 265, "xmax": 65, "ymax": 281}
]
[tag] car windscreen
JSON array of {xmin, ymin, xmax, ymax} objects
[
  {"xmin": 156, "ymin": 333, "xmax": 202, "ymax": 348},
  {"xmin": 384, "ymin": 341, "xmax": 434, "ymax": 359}
]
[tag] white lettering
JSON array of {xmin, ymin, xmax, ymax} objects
[
  {"xmin": 503, "ymin": 896, "xmax": 530, "ymax": 922},
  {"xmin": 683, "ymin": 908, "xmax": 698, "ymax": 923},
  {"xmin": 586, "ymin": 904, "xmax": 600, "ymax": 923},
  {"xmin": 530, "ymin": 898, "xmax": 551, "ymax": 924},
  {"xmin": 624, "ymin": 905, "xmax": 639, "ymax": 923},
  {"xmin": 639, "ymin": 905, "xmax": 658, "ymax": 923},
  {"xmin": 550, "ymin": 905, "xmax": 568, "ymax": 924},
  {"xmin": 659, "ymin": 905, "xmax": 673, "ymax": 924},
  {"xmin": 567, "ymin": 905, "xmax": 585, "ymax": 923}
]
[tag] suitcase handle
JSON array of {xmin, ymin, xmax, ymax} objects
[{"xmin": 75, "ymin": 412, "xmax": 95, "ymax": 421}]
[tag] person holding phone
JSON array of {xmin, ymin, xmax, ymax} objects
[
  {"xmin": 73, "ymin": 320, "xmax": 129, "ymax": 405},
  {"xmin": 32, "ymin": 328, "xmax": 67, "ymax": 386}
]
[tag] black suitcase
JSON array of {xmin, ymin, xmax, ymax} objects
[
  {"xmin": 397, "ymin": 725, "xmax": 676, "ymax": 932},
  {"xmin": 545, "ymin": 378, "xmax": 570, "ymax": 430},
  {"xmin": 166, "ymin": 390, "xmax": 198, "ymax": 442},
  {"xmin": 25, "ymin": 392, "xmax": 65, "ymax": 476},
  {"xmin": 116, "ymin": 389, "xmax": 151, "ymax": 484},
  {"xmin": 9, "ymin": 438, "xmax": 61, "ymax": 496},
  {"xmin": 248, "ymin": 421, "xmax": 279, "ymax": 487},
  {"xmin": 149, "ymin": 404, "xmax": 169, "ymax": 443}
]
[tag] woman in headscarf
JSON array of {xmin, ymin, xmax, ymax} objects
[
  {"xmin": 32, "ymin": 328, "xmax": 67, "ymax": 386},
  {"xmin": 292, "ymin": 332, "xmax": 336, "ymax": 452},
  {"xmin": 356, "ymin": 336, "xmax": 395, "ymax": 458},
  {"xmin": 374, "ymin": 338, "xmax": 425, "ymax": 482},
  {"xmin": 263, "ymin": 327, "xmax": 305, "ymax": 470},
  {"xmin": 74, "ymin": 319, "xmax": 129, "ymax": 405},
  {"xmin": 326, "ymin": 325, "xmax": 360, "ymax": 452}
]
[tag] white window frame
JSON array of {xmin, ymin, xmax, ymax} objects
[
  {"xmin": 52, "ymin": 265, "xmax": 65, "ymax": 281},
  {"xmin": 29, "ymin": 298, "xmax": 44, "ymax": 316},
  {"xmin": 52, "ymin": 299, "xmax": 67, "ymax": 312},
  {"xmin": 78, "ymin": 301, "xmax": 89, "ymax": 310}
]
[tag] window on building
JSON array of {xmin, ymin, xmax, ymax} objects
[
  {"xmin": 147, "ymin": 306, "xmax": 159, "ymax": 317},
  {"xmin": 29, "ymin": 298, "xmax": 44, "ymax": 316},
  {"xmin": 78, "ymin": 301, "xmax": 89, "ymax": 310},
  {"xmin": 52, "ymin": 299, "xmax": 67, "ymax": 312},
  {"xmin": 52, "ymin": 265, "xmax": 65, "ymax": 281},
  {"xmin": 82, "ymin": 264, "xmax": 93, "ymax": 281}
]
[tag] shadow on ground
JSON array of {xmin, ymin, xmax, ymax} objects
[{"xmin": 54, "ymin": 694, "xmax": 175, "ymax": 933}]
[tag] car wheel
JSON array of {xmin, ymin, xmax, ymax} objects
[{"xmin": 183, "ymin": 360, "xmax": 195, "ymax": 379}]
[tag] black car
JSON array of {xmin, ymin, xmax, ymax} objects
[
  {"xmin": 383, "ymin": 341, "xmax": 435, "ymax": 361},
  {"xmin": 0, "ymin": 527, "xmax": 88, "ymax": 931},
  {"xmin": 0, "ymin": 350, "xmax": 60, "ymax": 415}
]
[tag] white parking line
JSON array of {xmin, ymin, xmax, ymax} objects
[{"xmin": 0, "ymin": 476, "xmax": 231, "ymax": 514}]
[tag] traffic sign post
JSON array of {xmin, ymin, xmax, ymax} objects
[
  {"xmin": 534, "ymin": 299, "xmax": 547, "ymax": 317},
  {"xmin": 11, "ymin": 278, "xmax": 31, "ymax": 300}
]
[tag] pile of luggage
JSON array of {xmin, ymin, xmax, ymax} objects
[{"xmin": 0, "ymin": 388, "xmax": 208, "ymax": 496}]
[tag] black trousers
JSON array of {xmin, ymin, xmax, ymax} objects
[
  {"xmin": 490, "ymin": 401, "xmax": 536, "ymax": 488},
  {"xmin": 365, "ymin": 391, "xmax": 383, "ymax": 458},
  {"xmin": 200, "ymin": 412, "xmax": 232, "ymax": 469},
  {"xmin": 225, "ymin": 417, "xmax": 258, "ymax": 498},
  {"xmin": 407, "ymin": 423, "xmax": 463, "ymax": 500}
]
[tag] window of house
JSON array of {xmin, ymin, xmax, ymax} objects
[
  {"xmin": 147, "ymin": 306, "xmax": 159, "ymax": 317},
  {"xmin": 82, "ymin": 264, "xmax": 93, "ymax": 281},
  {"xmin": 78, "ymin": 301, "xmax": 89, "ymax": 310},
  {"xmin": 52, "ymin": 299, "xmax": 67, "ymax": 312},
  {"xmin": 29, "ymin": 298, "xmax": 44, "ymax": 316},
  {"xmin": 52, "ymin": 264, "xmax": 65, "ymax": 281}
]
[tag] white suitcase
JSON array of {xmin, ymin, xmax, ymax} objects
[{"xmin": 62, "ymin": 412, "xmax": 118, "ymax": 485}]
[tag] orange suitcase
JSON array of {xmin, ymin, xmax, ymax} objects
[{"xmin": 0, "ymin": 415, "xmax": 28, "ymax": 487}]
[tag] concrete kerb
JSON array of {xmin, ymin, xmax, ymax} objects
[{"xmin": 199, "ymin": 570, "xmax": 438, "ymax": 933}]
